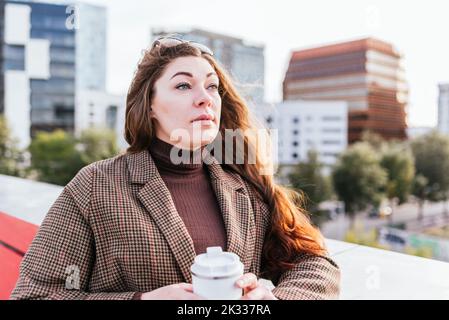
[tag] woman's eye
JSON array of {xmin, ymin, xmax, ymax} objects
[
  {"xmin": 208, "ymin": 84, "xmax": 219, "ymax": 90},
  {"xmin": 176, "ymin": 83, "xmax": 191, "ymax": 90}
]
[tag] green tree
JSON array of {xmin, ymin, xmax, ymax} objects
[
  {"xmin": 29, "ymin": 130, "xmax": 84, "ymax": 186},
  {"xmin": 0, "ymin": 115, "xmax": 24, "ymax": 177},
  {"xmin": 380, "ymin": 143, "xmax": 415, "ymax": 219},
  {"xmin": 332, "ymin": 142, "xmax": 388, "ymax": 227},
  {"xmin": 411, "ymin": 131, "xmax": 449, "ymax": 219},
  {"xmin": 288, "ymin": 150, "xmax": 333, "ymax": 226},
  {"xmin": 360, "ymin": 130, "xmax": 386, "ymax": 151},
  {"xmin": 78, "ymin": 127, "xmax": 119, "ymax": 165},
  {"xmin": 412, "ymin": 174, "xmax": 430, "ymax": 220}
]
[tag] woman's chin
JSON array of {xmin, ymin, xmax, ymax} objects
[{"xmin": 191, "ymin": 128, "xmax": 218, "ymax": 145}]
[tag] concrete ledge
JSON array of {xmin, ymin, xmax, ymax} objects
[
  {"xmin": 326, "ymin": 239, "xmax": 449, "ymax": 299},
  {"xmin": 0, "ymin": 174, "xmax": 63, "ymax": 225}
]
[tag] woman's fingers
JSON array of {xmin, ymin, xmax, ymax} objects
[
  {"xmin": 178, "ymin": 283, "xmax": 202, "ymax": 299},
  {"xmin": 177, "ymin": 282, "xmax": 194, "ymax": 292},
  {"xmin": 235, "ymin": 273, "xmax": 259, "ymax": 295},
  {"xmin": 241, "ymin": 285, "xmax": 270, "ymax": 300}
]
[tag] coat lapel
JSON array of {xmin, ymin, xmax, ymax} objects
[
  {"xmin": 206, "ymin": 157, "xmax": 256, "ymax": 274},
  {"xmin": 126, "ymin": 149, "xmax": 256, "ymax": 283}
]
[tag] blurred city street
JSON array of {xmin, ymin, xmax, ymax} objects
[{"xmin": 322, "ymin": 200, "xmax": 449, "ymax": 240}]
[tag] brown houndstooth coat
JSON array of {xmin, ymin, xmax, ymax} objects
[{"xmin": 10, "ymin": 149, "xmax": 340, "ymax": 300}]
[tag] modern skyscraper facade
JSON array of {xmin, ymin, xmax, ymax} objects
[
  {"xmin": 1, "ymin": 0, "xmax": 75, "ymax": 147},
  {"xmin": 1, "ymin": 0, "xmax": 107, "ymax": 148},
  {"xmin": 283, "ymin": 38, "xmax": 408, "ymax": 143}
]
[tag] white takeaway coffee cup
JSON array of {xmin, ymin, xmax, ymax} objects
[{"xmin": 191, "ymin": 246, "xmax": 244, "ymax": 300}]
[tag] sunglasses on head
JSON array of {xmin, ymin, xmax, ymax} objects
[{"xmin": 151, "ymin": 36, "xmax": 214, "ymax": 56}]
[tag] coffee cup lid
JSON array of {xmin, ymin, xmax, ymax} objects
[{"xmin": 191, "ymin": 246, "xmax": 243, "ymax": 278}]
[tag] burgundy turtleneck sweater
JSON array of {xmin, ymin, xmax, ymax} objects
[{"xmin": 148, "ymin": 137, "xmax": 228, "ymax": 254}]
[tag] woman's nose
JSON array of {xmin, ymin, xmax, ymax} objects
[{"xmin": 194, "ymin": 89, "xmax": 213, "ymax": 108}]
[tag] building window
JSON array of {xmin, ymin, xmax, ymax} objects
[
  {"xmin": 292, "ymin": 153, "xmax": 298, "ymax": 159},
  {"xmin": 293, "ymin": 129, "xmax": 299, "ymax": 135},
  {"xmin": 322, "ymin": 152, "xmax": 338, "ymax": 157},
  {"xmin": 5, "ymin": 60, "xmax": 25, "ymax": 71},
  {"xmin": 4, "ymin": 45, "xmax": 25, "ymax": 60},
  {"xmin": 293, "ymin": 117, "xmax": 299, "ymax": 124},
  {"xmin": 106, "ymin": 105, "xmax": 118, "ymax": 130},
  {"xmin": 266, "ymin": 116, "xmax": 273, "ymax": 124},
  {"xmin": 292, "ymin": 141, "xmax": 299, "ymax": 147},
  {"xmin": 322, "ymin": 128, "xmax": 342, "ymax": 133},
  {"xmin": 322, "ymin": 140, "xmax": 340, "ymax": 145},
  {"xmin": 322, "ymin": 116, "xmax": 342, "ymax": 121},
  {"xmin": 349, "ymin": 114, "xmax": 368, "ymax": 121},
  {"xmin": 4, "ymin": 45, "xmax": 26, "ymax": 71},
  {"xmin": 54, "ymin": 105, "xmax": 74, "ymax": 127}
]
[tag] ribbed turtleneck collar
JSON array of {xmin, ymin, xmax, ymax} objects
[{"xmin": 148, "ymin": 137, "xmax": 205, "ymax": 177}]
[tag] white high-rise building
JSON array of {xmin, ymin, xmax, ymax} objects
[
  {"xmin": 255, "ymin": 100, "xmax": 348, "ymax": 169},
  {"xmin": 438, "ymin": 84, "xmax": 449, "ymax": 135},
  {"xmin": 75, "ymin": 90, "xmax": 128, "ymax": 151}
]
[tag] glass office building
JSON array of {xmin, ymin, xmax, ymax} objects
[
  {"xmin": 29, "ymin": 1, "xmax": 76, "ymax": 135},
  {"xmin": 2, "ymin": 0, "xmax": 76, "ymax": 145}
]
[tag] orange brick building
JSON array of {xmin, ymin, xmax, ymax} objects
[{"xmin": 283, "ymin": 38, "xmax": 408, "ymax": 143}]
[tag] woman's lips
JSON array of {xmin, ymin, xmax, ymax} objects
[
  {"xmin": 191, "ymin": 114, "xmax": 214, "ymax": 122},
  {"xmin": 191, "ymin": 119, "xmax": 214, "ymax": 126}
]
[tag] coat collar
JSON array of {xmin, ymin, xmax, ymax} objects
[{"xmin": 125, "ymin": 149, "xmax": 256, "ymax": 283}]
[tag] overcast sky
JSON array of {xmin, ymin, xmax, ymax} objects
[{"xmin": 74, "ymin": 0, "xmax": 449, "ymax": 127}]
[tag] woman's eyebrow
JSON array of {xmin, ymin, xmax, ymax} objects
[{"xmin": 170, "ymin": 71, "xmax": 218, "ymax": 80}]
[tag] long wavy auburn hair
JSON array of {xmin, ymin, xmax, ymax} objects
[{"xmin": 125, "ymin": 42, "xmax": 327, "ymax": 283}]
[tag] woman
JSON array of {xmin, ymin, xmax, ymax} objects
[{"xmin": 11, "ymin": 37, "xmax": 340, "ymax": 300}]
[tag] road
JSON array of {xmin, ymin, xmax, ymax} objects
[{"xmin": 321, "ymin": 200, "xmax": 449, "ymax": 240}]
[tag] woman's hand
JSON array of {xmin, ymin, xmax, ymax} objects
[
  {"xmin": 141, "ymin": 283, "xmax": 203, "ymax": 300},
  {"xmin": 236, "ymin": 273, "xmax": 278, "ymax": 300}
]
